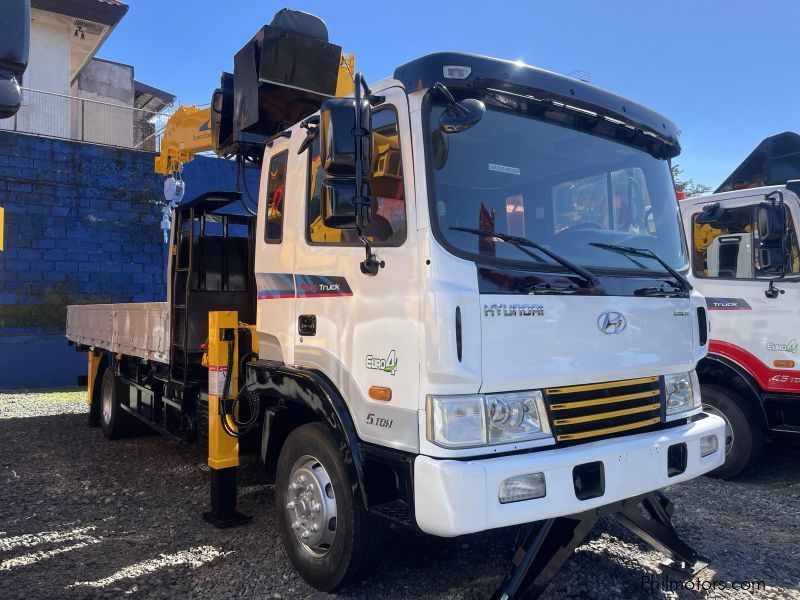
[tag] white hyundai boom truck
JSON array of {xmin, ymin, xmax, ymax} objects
[
  {"xmin": 680, "ymin": 132, "xmax": 800, "ymax": 478},
  {"xmin": 66, "ymin": 9, "xmax": 725, "ymax": 598}
]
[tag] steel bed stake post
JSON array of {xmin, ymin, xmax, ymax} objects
[{"xmin": 203, "ymin": 310, "xmax": 252, "ymax": 529}]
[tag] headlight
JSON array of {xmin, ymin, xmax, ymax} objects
[
  {"xmin": 664, "ymin": 371, "xmax": 701, "ymax": 416},
  {"xmin": 427, "ymin": 391, "xmax": 550, "ymax": 449},
  {"xmin": 427, "ymin": 395, "xmax": 487, "ymax": 448},
  {"xmin": 487, "ymin": 391, "xmax": 546, "ymax": 444}
]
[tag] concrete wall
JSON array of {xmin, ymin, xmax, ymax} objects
[
  {"xmin": 75, "ymin": 59, "xmax": 136, "ymax": 147},
  {"xmin": 0, "ymin": 131, "xmax": 260, "ymax": 389}
]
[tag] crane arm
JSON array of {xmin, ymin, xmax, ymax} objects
[{"xmin": 154, "ymin": 105, "xmax": 213, "ymax": 175}]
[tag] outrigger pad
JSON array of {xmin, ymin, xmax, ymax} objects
[
  {"xmin": 492, "ymin": 491, "xmax": 708, "ymax": 600},
  {"xmin": 203, "ymin": 467, "xmax": 252, "ymax": 529}
]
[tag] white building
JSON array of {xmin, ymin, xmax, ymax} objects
[{"xmin": 1, "ymin": 0, "xmax": 173, "ymax": 149}]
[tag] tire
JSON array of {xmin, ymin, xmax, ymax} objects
[
  {"xmin": 702, "ymin": 384, "xmax": 765, "ymax": 479},
  {"xmin": 99, "ymin": 368, "xmax": 138, "ymax": 440},
  {"xmin": 275, "ymin": 422, "xmax": 386, "ymax": 591}
]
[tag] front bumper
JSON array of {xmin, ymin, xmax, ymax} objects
[{"xmin": 414, "ymin": 414, "xmax": 725, "ymax": 537}]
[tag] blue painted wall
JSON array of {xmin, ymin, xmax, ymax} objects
[{"xmin": 0, "ymin": 131, "xmax": 259, "ymax": 390}]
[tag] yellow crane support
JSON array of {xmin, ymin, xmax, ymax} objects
[{"xmin": 154, "ymin": 105, "xmax": 213, "ymax": 175}]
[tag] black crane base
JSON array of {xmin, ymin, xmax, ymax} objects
[
  {"xmin": 492, "ymin": 491, "xmax": 708, "ymax": 600},
  {"xmin": 203, "ymin": 467, "xmax": 252, "ymax": 529}
]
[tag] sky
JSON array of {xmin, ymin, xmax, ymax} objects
[{"xmin": 98, "ymin": 0, "xmax": 800, "ymax": 189}]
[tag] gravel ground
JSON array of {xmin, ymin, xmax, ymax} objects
[{"xmin": 1, "ymin": 390, "xmax": 798, "ymax": 599}]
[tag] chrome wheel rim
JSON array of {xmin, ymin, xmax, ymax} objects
[
  {"xmin": 703, "ymin": 404, "xmax": 734, "ymax": 456},
  {"xmin": 285, "ymin": 455, "xmax": 337, "ymax": 558},
  {"xmin": 101, "ymin": 376, "xmax": 113, "ymax": 426}
]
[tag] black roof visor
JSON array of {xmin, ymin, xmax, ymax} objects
[{"xmin": 394, "ymin": 52, "xmax": 680, "ymax": 158}]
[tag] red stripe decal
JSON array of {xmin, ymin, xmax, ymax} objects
[
  {"xmin": 296, "ymin": 292, "xmax": 354, "ymax": 298},
  {"xmin": 708, "ymin": 340, "xmax": 800, "ymax": 392}
]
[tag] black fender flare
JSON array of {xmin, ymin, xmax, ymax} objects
[
  {"xmin": 245, "ymin": 360, "xmax": 370, "ymax": 509},
  {"xmin": 697, "ymin": 353, "xmax": 769, "ymax": 428}
]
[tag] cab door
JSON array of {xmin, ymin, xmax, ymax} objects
[
  {"xmin": 687, "ymin": 192, "xmax": 800, "ymax": 392},
  {"xmin": 254, "ymin": 137, "xmax": 296, "ymax": 364},
  {"xmin": 291, "ymin": 86, "xmax": 420, "ymax": 452}
]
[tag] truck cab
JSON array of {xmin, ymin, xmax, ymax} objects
[
  {"xmin": 252, "ymin": 53, "xmax": 725, "ymax": 538},
  {"xmin": 681, "ymin": 177, "xmax": 800, "ymax": 478}
]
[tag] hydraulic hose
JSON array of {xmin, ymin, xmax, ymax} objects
[{"xmin": 218, "ymin": 338, "xmax": 260, "ymax": 438}]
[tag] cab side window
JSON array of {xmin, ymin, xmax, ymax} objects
[
  {"xmin": 265, "ymin": 151, "xmax": 288, "ymax": 244},
  {"xmin": 691, "ymin": 205, "xmax": 800, "ymax": 278},
  {"xmin": 307, "ymin": 108, "xmax": 407, "ymax": 246}
]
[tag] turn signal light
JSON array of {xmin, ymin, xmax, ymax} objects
[
  {"xmin": 774, "ymin": 360, "xmax": 795, "ymax": 368},
  {"xmin": 369, "ymin": 386, "xmax": 392, "ymax": 401}
]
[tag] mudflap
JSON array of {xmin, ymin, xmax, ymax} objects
[{"xmin": 491, "ymin": 491, "xmax": 709, "ymax": 600}]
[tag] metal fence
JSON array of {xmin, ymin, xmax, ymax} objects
[{"xmin": 0, "ymin": 87, "xmax": 173, "ymax": 152}]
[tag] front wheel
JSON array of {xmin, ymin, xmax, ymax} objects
[
  {"xmin": 702, "ymin": 384, "xmax": 764, "ymax": 479},
  {"xmin": 275, "ymin": 423, "xmax": 386, "ymax": 591}
]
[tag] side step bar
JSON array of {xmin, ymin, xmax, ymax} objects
[{"xmin": 492, "ymin": 491, "xmax": 708, "ymax": 600}]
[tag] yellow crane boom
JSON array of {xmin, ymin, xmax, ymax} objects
[{"xmin": 154, "ymin": 105, "xmax": 213, "ymax": 175}]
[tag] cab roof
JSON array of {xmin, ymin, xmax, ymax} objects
[{"xmin": 394, "ymin": 52, "xmax": 681, "ymax": 158}]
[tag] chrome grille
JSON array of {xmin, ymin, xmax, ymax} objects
[{"xmin": 544, "ymin": 376, "xmax": 663, "ymax": 442}]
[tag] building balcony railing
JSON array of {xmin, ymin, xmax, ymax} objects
[{"xmin": 0, "ymin": 87, "xmax": 174, "ymax": 152}]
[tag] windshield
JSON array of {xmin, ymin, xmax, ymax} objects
[{"xmin": 426, "ymin": 97, "xmax": 688, "ymax": 274}]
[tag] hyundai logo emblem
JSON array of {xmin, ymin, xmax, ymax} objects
[{"xmin": 598, "ymin": 311, "xmax": 627, "ymax": 335}]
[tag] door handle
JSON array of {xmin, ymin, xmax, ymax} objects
[{"xmin": 298, "ymin": 315, "xmax": 317, "ymax": 336}]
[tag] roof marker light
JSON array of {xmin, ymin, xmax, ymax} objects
[{"xmin": 443, "ymin": 65, "xmax": 471, "ymax": 80}]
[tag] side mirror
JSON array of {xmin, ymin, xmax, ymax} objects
[
  {"xmin": 695, "ymin": 202, "xmax": 725, "ymax": 225},
  {"xmin": 0, "ymin": 0, "xmax": 30, "ymax": 120},
  {"xmin": 757, "ymin": 201, "xmax": 786, "ymax": 243},
  {"xmin": 319, "ymin": 72, "xmax": 385, "ymax": 276},
  {"xmin": 319, "ymin": 96, "xmax": 373, "ymax": 230},
  {"xmin": 320, "ymin": 97, "xmax": 372, "ymax": 178},
  {"xmin": 321, "ymin": 180, "xmax": 371, "ymax": 229},
  {"xmin": 438, "ymin": 98, "xmax": 485, "ymax": 134},
  {"xmin": 759, "ymin": 246, "xmax": 786, "ymax": 275}
]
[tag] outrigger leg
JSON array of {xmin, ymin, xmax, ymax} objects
[{"xmin": 492, "ymin": 491, "xmax": 708, "ymax": 600}]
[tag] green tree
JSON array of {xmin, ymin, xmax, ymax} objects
[{"xmin": 671, "ymin": 165, "xmax": 712, "ymax": 197}]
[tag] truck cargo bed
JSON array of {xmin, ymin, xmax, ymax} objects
[{"xmin": 66, "ymin": 303, "xmax": 170, "ymax": 363}]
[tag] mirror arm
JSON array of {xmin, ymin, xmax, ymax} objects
[
  {"xmin": 297, "ymin": 114, "xmax": 321, "ymax": 155},
  {"xmin": 297, "ymin": 125, "xmax": 318, "ymax": 155},
  {"xmin": 358, "ymin": 74, "xmax": 385, "ymax": 106},
  {"xmin": 432, "ymin": 82, "xmax": 469, "ymax": 117},
  {"xmin": 353, "ymin": 72, "xmax": 384, "ymax": 276}
]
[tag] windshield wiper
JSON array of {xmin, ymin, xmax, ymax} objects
[
  {"xmin": 589, "ymin": 242, "xmax": 692, "ymax": 292},
  {"xmin": 521, "ymin": 282, "xmax": 580, "ymax": 295},
  {"xmin": 634, "ymin": 284, "xmax": 683, "ymax": 297},
  {"xmin": 451, "ymin": 227, "xmax": 600, "ymax": 288}
]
